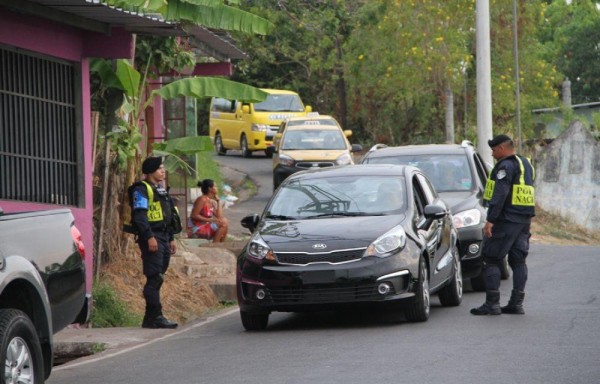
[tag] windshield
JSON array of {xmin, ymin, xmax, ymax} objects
[
  {"xmin": 266, "ymin": 176, "xmax": 407, "ymax": 219},
  {"xmin": 281, "ymin": 129, "xmax": 347, "ymax": 150},
  {"xmin": 254, "ymin": 94, "xmax": 305, "ymax": 112},
  {"xmin": 364, "ymin": 154, "xmax": 473, "ymax": 192}
]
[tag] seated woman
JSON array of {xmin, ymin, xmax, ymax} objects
[{"xmin": 189, "ymin": 179, "xmax": 228, "ymax": 242}]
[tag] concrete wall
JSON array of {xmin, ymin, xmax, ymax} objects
[{"xmin": 535, "ymin": 121, "xmax": 600, "ymax": 231}]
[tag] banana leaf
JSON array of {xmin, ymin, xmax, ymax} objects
[
  {"xmin": 149, "ymin": 77, "xmax": 268, "ymax": 104},
  {"xmin": 152, "ymin": 136, "xmax": 214, "ymax": 174}
]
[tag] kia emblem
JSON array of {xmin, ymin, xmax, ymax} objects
[{"xmin": 312, "ymin": 243, "xmax": 327, "ymax": 250}]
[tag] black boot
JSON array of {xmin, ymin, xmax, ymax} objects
[
  {"xmin": 152, "ymin": 315, "xmax": 178, "ymax": 329},
  {"xmin": 501, "ymin": 290, "xmax": 525, "ymax": 315},
  {"xmin": 470, "ymin": 290, "xmax": 501, "ymax": 315},
  {"xmin": 142, "ymin": 305, "xmax": 178, "ymax": 329}
]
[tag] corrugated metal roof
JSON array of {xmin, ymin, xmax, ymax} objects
[{"xmin": 3, "ymin": 0, "xmax": 246, "ymax": 60}]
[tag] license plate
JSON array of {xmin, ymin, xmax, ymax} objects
[{"xmin": 302, "ymin": 270, "xmax": 335, "ymax": 284}]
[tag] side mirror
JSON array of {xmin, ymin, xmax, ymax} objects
[
  {"xmin": 241, "ymin": 214, "xmax": 260, "ymax": 233},
  {"xmin": 424, "ymin": 204, "xmax": 447, "ymax": 219},
  {"xmin": 275, "ymin": 133, "xmax": 282, "ymax": 139},
  {"xmin": 242, "ymin": 105, "xmax": 250, "ymax": 114},
  {"xmin": 266, "ymin": 145, "xmax": 277, "ymax": 154},
  {"xmin": 418, "ymin": 204, "xmax": 447, "ymax": 230},
  {"xmin": 343, "ymin": 129, "xmax": 353, "ymax": 137},
  {"xmin": 305, "ymin": 105, "xmax": 312, "ymax": 113},
  {"xmin": 351, "ymin": 144, "xmax": 363, "ymax": 153}
]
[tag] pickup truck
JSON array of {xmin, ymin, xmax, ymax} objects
[{"xmin": 0, "ymin": 207, "xmax": 89, "ymax": 383}]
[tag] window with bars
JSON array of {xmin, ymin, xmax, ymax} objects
[{"xmin": 0, "ymin": 46, "xmax": 83, "ymax": 207}]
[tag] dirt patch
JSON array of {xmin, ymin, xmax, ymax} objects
[
  {"xmin": 531, "ymin": 207, "xmax": 600, "ymax": 246},
  {"xmin": 100, "ymin": 241, "xmax": 220, "ymax": 325}
]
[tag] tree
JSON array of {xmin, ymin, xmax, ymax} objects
[
  {"xmin": 344, "ymin": 0, "xmax": 474, "ymax": 144},
  {"xmin": 539, "ymin": 0, "xmax": 600, "ymax": 104},
  {"xmin": 232, "ymin": 0, "xmax": 359, "ymax": 130}
]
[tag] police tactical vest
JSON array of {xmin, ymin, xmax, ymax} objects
[
  {"xmin": 483, "ymin": 155, "xmax": 535, "ymax": 207},
  {"xmin": 123, "ymin": 181, "xmax": 164, "ymax": 234}
]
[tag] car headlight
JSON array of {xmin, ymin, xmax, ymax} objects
[
  {"xmin": 336, "ymin": 152, "xmax": 352, "ymax": 165},
  {"xmin": 251, "ymin": 123, "xmax": 269, "ymax": 132},
  {"xmin": 452, "ymin": 208, "xmax": 481, "ymax": 229},
  {"xmin": 365, "ymin": 225, "xmax": 407, "ymax": 257},
  {"xmin": 279, "ymin": 154, "xmax": 294, "ymax": 167},
  {"xmin": 247, "ymin": 233, "xmax": 274, "ymax": 261}
]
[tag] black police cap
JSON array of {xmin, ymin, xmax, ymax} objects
[
  {"xmin": 488, "ymin": 134, "xmax": 512, "ymax": 148},
  {"xmin": 142, "ymin": 156, "xmax": 162, "ymax": 174}
]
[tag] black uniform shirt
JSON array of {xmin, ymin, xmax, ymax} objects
[{"xmin": 486, "ymin": 154, "xmax": 535, "ymax": 224}]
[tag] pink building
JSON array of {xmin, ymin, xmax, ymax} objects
[{"xmin": 0, "ymin": 1, "xmax": 242, "ymax": 292}]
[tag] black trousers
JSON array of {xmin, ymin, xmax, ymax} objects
[
  {"xmin": 138, "ymin": 232, "xmax": 171, "ymax": 315},
  {"xmin": 482, "ymin": 221, "xmax": 530, "ymax": 292}
]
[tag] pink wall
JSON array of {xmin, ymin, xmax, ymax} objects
[{"xmin": 1, "ymin": 10, "xmax": 134, "ymax": 293}]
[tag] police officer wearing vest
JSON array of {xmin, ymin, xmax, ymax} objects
[
  {"xmin": 471, "ymin": 135, "xmax": 535, "ymax": 316},
  {"xmin": 132, "ymin": 157, "xmax": 178, "ymax": 328}
]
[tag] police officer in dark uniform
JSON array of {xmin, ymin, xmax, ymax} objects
[
  {"xmin": 132, "ymin": 156, "xmax": 178, "ymax": 328},
  {"xmin": 471, "ymin": 135, "xmax": 535, "ymax": 316}
]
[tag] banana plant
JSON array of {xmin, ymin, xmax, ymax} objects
[
  {"xmin": 91, "ymin": 58, "xmax": 267, "ymax": 172},
  {"xmin": 104, "ymin": 0, "xmax": 273, "ymax": 35}
]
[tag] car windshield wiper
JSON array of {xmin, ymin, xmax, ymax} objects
[
  {"xmin": 265, "ymin": 214, "xmax": 297, "ymax": 220},
  {"xmin": 304, "ymin": 212, "xmax": 375, "ymax": 219}
]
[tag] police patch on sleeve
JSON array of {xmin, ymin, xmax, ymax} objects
[
  {"xmin": 497, "ymin": 169, "xmax": 507, "ymax": 180},
  {"xmin": 133, "ymin": 190, "xmax": 149, "ymax": 209}
]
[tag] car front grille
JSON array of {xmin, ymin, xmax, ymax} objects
[
  {"xmin": 268, "ymin": 283, "xmax": 391, "ymax": 304},
  {"xmin": 276, "ymin": 248, "xmax": 365, "ymax": 265},
  {"xmin": 295, "ymin": 161, "xmax": 335, "ymax": 169}
]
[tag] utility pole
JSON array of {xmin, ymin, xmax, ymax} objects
[
  {"xmin": 513, "ymin": 0, "xmax": 522, "ymax": 154},
  {"xmin": 476, "ymin": 0, "xmax": 493, "ymax": 165}
]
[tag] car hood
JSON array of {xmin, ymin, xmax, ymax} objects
[
  {"xmin": 439, "ymin": 190, "xmax": 483, "ymax": 213},
  {"xmin": 279, "ymin": 149, "xmax": 350, "ymax": 161},
  {"xmin": 258, "ymin": 215, "xmax": 405, "ymax": 252}
]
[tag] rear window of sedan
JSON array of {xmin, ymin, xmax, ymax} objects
[
  {"xmin": 363, "ymin": 154, "xmax": 473, "ymax": 192},
  {"xmin": 266, "ymin": 175, "xmax": 407, "ymax": 218}
]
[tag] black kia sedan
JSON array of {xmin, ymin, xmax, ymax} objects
[{"xmin": 236, "ymin": 164, "xmax": 462, "ymax": 331}]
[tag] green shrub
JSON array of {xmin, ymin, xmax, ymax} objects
[{"xmin": 90, "ymin": 282, "xmax": 142, "ymax": 328}]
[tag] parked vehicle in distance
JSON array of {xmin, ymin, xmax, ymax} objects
[
  {"xmin": 237, "ymin": 164, "xmax": 462, "ymax": 331},
  {"xmin": 269, "ymin": 115, "xmax": 362, "ymax": 190},
  {"xmin": 360, "ymin": 141, "xmax": 509, "ymax": 290},
  {"xmin": 0, "ymin": 207, "xmax": 90, "ymax": 383},
  {"xmin": 209, "ymin": 89, "xmax": 312, "ymax": 158}
]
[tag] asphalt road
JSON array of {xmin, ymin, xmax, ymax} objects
[
  {"xmin": 48, "ymin": 244, "xmax": 600, "ymax": 384},
  {"xmin": 48, "ymin": 150, "xmax": 600, "ymax": 384}
]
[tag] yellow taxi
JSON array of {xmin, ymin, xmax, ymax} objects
[
  {"xmin": 209, "ymin": 89, "xmax": 311, "ymax": 158},
  {"xmin": 270, "ymin": 115, "xmax": 362, "ymax": 189}
]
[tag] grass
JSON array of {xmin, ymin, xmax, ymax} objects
[{"xmin": 89, "ymin": 281, "xmax": 143, "ymax": 328}]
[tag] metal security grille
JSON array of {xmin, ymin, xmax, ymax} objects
[{"xmin": 0, "ymin": 46, "xmax": 82, "ymax": 206}]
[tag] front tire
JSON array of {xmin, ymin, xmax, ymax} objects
[
  {"xmin": 0, "ymin": 309, "xmax": 44, "ymax": 384},
  {"xmin": 438, "ymin": 245, "xmax": 463, "ymax": 306},
  {"xmin": 240, "ymin": 311, "xmax": 269, "ymax": 331},
  {"xmin": 240, "ymin": 135, "xmax": 252, "ymax": 158},
  {"xmin": 405, "ymin": 257, "xmax": 430, "ymax": 322},
  {"xmin": 214, "ymin": 133, "xmax": 227, "ymax": 156}
]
